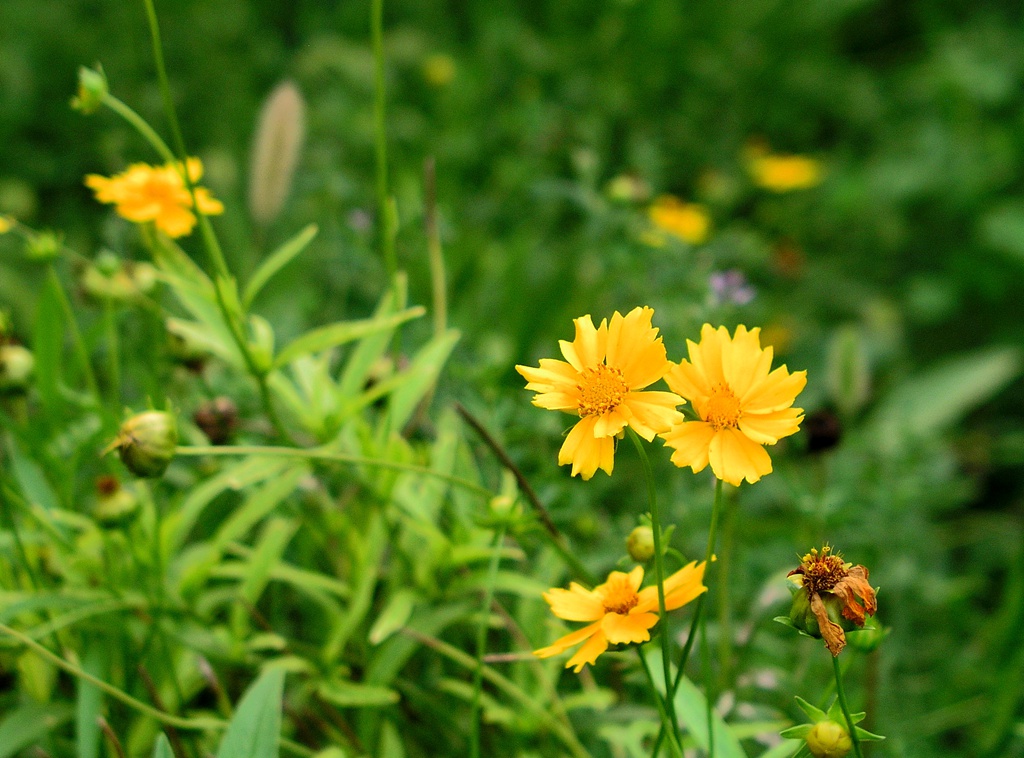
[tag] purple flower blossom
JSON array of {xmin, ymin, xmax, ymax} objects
[{"xmin": 709, "ymin": 269, "xmax": 755, "ymax": 306}]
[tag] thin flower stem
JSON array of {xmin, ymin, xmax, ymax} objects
[
  {"xmin": 454, "ymin": 402, "xmax": 596, "ymax": 584},
  {"xmin": 654, "ymin": 477, "xmax": 725, "ymax": 756},
  {"xmin": 635, "ymin": 647, "xmax": 685, "ymax": 758},
  {"xmin": 101, "ymin": 95, "xmax": 177, "ymax": 165},
  {"xmin": 45, "ymin": 265, "xmax": 99, "ymax": 399},
  {"xmin": 371, "ymin": 0, "xmax": 397, "ymax": 281},
  {"xmin": 832, "ymin": 654, "xmax": 865, "ymax": 758},
  {"xmin": 700, "ymin": 610, "xmax": 715, "ymax": 758},
  {"xmin": 470, "ymin": 524, "xmax": 507, "ymax": 758},
  {"xmin": 627, "ymin": 429, "xmax": 681, "ymax": 749},
  {"xmin": 174, "ymin": 445, "xmax": 494, "ymax": 498},
  {"xmin": 136, "ymin": 0, "xmax": 293, "ymax": 444},
  {"xmin": 402, "ymin": 628, "xmax": 591, "ymax": 758},
  {"xmin": 103, "ymin": 300, "xmax": 121, "ymax": 409},
  {"xmin": 423, "ymin": 157, "xmax": 448, "ymax": 337}
]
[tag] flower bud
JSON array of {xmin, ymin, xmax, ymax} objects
[
  {"xmin": 0, "ymin": 344, "xmax": 35, "ymax": 395},
  {"xmin": 110, "ymin": 411, "xmax": 178, "ymax": 478},
  {"xmin": 805, "ymin": 720, "xmax": 852, "ymax": 758},
  {"xmin": 71, "ymin": 66, "xmax": 108, "ymax": 115},
  {"xmin": 805, "ymin": 407, "xmax": 842, "ymax": 454},
  {"xmin": 92, "ymin": 475, "xmax": 139, "ymax": 527},
  {"xmin": 846, "ymin": 621, "xmax": 887, "ymax": 653},
  {"xmin": 194, "ymin": 397, "xmax": 239, "ymax": 445},
  {"xmin": 626, "ymin": 525, "xmax": 655, "ymax": 562}
]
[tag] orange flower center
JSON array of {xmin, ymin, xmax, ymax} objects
[
  {"xmin": 577, "ymin": 364, "xmax": 629, "ymax": 418},
  {"xmin": 799, "ymin": 546, "xmax": 849, "ymax": 595},
  {"xmin": 600, "ymin": 579, "xmax": 639, "ymax": 615},
  {"xmin": 703, "ymin": 384, "xmax": 741, "ymax": 430}
]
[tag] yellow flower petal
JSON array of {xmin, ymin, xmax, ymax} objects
[
  {"xmin": 636, "ymin": 560, "xmax": 708, "ymax": 613},
  {"xmin": 738, "ymin": 407, "xmax": 805, "ymax": 445},
  {"xmin": 534, "ymin": 621, "xmax": 602, "ymax": 660},
  {"xmin": 602, "ymin": 610, "xmax": 657, "ymax": 645},
  {"xmin": 741, "ymin": 366, "xmax": 808, "ymax": 413},
  {"xmin": 558, "ymin": 416, "xmax": 615, "ymax": 480},
  {"xmin": 708, "ymin": 428, "xmax": 773, "ymax": 485},
  {"xmin": 662, "ymin": 421, "xmax": 715, "ymax": 474},
  {"xmin": 620, "ymin": 391, "xmax": 685, "ymax": 440},
  {"xmin": 565, "ymin": 629, "xmax": 609, "ymax": 672},
  {"xmin": 543, "ymin": 584, "xmax": 605, "ymax": 622}
]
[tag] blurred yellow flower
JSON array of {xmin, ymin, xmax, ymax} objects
[
  {"xmin": 748, "ymin": 153, "xmax": 822, "ymax": 192},
  {"xmin": 535, "ymin": 561, "xmax": 707, "ymax": 672},
  {"xmin": 648, "ymin": 195, "xmax": 710, "ymax": 245},
  {"xmin": 0, "ymin": 216, "xmax": 13, "ymax": 234},
  {"xmin": 423, "ymin": 53, "xmax": 456, "ymax": 87},
  {"xmin": 516, "ymin": 306, "xmax": 684, "ymax": 480},
  {"xmin": 85, "ymin": 158, "xmax": 223, "ymax": 238},
  {"xmin": 661, "ymin": 324, "xmax": 806, "ymax": 486}
]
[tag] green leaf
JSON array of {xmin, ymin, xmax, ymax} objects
[
  {"xmin": 152, "ymin": 734, "xmax": 174, "ymax": 758},
  {"xmin": 317, "ymin": 680, "xmax": 400, "ymax": 708},
  {"xmin": 0, "ymin": 703, "xmax": 73, "ymax": 758},
  {"xmin": 872, "ymin": 346, "xmax": 1022, "ymax": 438},
  {"xmin": 273, "ymin": 307, "xmax": 425, "ymax": 369},
  {"xmin": 338, "ymin": 276, "xmax": 408, "ymax": 398},
  {"xmin": 34, "ymin": 273, "xmax": 65, "ymax": 413},
  {"xmin": 75, "ymin": 641, "xmax": 105, "ymax": 758},
  {"xmin": 368, "ymin": 589, "xmax": 418, "ymax": 645},
  {"xmin": 794, "ymin": 695, "xmax": 828, "ymax": 723},
  {"xmin": 386, "ymin": 328, "xmax": 460, "ymax": 435},
  {"xmin": 643, "ymin": 648, "xmax": 746, "ymax": 758},
  {"xmin": 215, "ymin": 668, "xmax": 285, "ymax": 758},
  {"xmin": 6, "ymin": 437, "xmax": 62, "ymax": 512},
  {"xmin": 243, "ymin": 224, "xmax": 318, "ymax": 307},
  {"xmin": 757, "ymin": 741, "xmax": 806, "ymax": 758}
]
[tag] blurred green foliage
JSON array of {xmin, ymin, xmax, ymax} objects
[{"xmin": 2, "ymin": 0, "xmax": 1024, "ymax": 756}]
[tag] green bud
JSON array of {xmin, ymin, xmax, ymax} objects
[
  {"xmin": 826, "ymin": 325, "xmax": 870, "ymax": 418},
  {"xmin": 846, "ymin": 621, "xmax": 887, "ymax": 653},
  {"xmin": 805, "ymin": 720, "xmax": 852, "ymax": 758},
  {"xmin": 92, "ymin": 476, "xmax": 139, "ymax": 527},
  {"xmin": 71, "ymin": 65, "xmax": 109, "ymax": 115},
  {"xmin": 25, "ymin": 230, "xmax": 61, "ymax": 262},
  {"xmin": 626, "ymin": 525, "xmax": 655, "ymax": 562},
  {"xmin": 110, "ymin": 411, "xmax": 178, "ymax": 478},
  {"xmin": 0, "ymin": 344, "xmax": 35, "ymax": 395}
]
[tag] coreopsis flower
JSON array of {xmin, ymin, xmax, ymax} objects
[
  {"xmin": 647, "ymin": 195, "xmax": 710, "ymax": 245},
  {"xmin": 787, "ymin": 546, "xmax": 878, "ymax": 657},
  {"xmin": 661, "ymin": 324, "xmax": 806, "ymax": 485},
  {"xmin": 535, "ymin": 561, "xmax": 707, "ymax": 672},
  {"xmin": 85, "ymin": 158, "xmax": 223, "ymax": 238},
  {"xmin": 748, "ymin": 152, "xmax": 823, "ymax": 192},
  {"xmin": 516, "ymin": 307, "xmax": 684, "ymax": 479}
]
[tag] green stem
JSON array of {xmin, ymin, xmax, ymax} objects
[
  {"xmin": 0, "ymin": 621, "xmax": 313, "ymax": 756},
  {"xmin": 654, "ymin": 477, "xmax": 725, "ymax": 756},
  {"xmin": 423, "ymin": 157, "xmax": 448, "ymax": 337},
  {"xmin": 371, "ymin": 0, "xmax": 397, "ymax": 280},
  {"xmin": 175, "ymin": 445, "xmax": 493, "ymax": 498},
  {"xmin": 700, "ymin": 608, "xmax": 715, "ymax": 758},
  {"xmin": 832, "ymin": 654, "xmax": 864, "ymax": 758},
  {"xmin": 101, "ymin": 95, "xmax": 177, "ymax": 165},
  {"xmin": 636, "ymin": 647, "xmax": 685, "ymax": 758},
  {"xmin": 470, "ymin": 524, "xmax": 507, "ymax": 758},
  {"xmin": 45, "ymin": 264, "xmax": 99, "ymax": 399},
  {"xmin": 103, "ymin": 300, "xmax": 121, "ymax": 409},
  {"xmin": 627, "ymin": 429, "xmax": 680, "ymax": 748},
  {"xmin": 403, "ymin": 628, "xmax": 590, "ymax": 758}
]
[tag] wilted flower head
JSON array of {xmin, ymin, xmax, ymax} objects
[
  {"xmin": 787, "ymin": 545, "xmax": 878, "ymax": 656},
  {"xmin": 661, "ymin": 324, "xmax": 806, "ymax": 486},
  {"xmin": 516, "ymin": 307, "xmax": 684, "ymax": 479},
  {"xmin": 647, "ymin": 195, "xmax": 710, "ymax": 245},
  {"xmin": 535, "ymin": 561, "xmax": 706, "ymax": 672},
  {"xmin": 86, "ymin": 158, "xmax": 223, "ymax": 238}
]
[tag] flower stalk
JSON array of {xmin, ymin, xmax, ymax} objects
[{"xmin": 832, "ymin": 655, "xmax": 864, "ymax": 758}]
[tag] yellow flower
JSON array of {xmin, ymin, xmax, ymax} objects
[
  {"xmin": 0, "ymin": 215, "xmax": 14, "ymax": 234},
  {"xmin": 85, "ymin": 158, "xmax": 224, "ymax": 238},
  {"xmin": 661, "ymin": 324, "xmax": 806, "ymax": 486},
  {"xmin": 748, "ymin": 154, "xmax": 822, "ymax": 192},
  {"xmin": 535, "ymin": 561, "xmax": 707, "ymax": 672},
  {"xmin": 516, "ymin": 307, "xmax": 684, "ymax": 480},
  {"xmin": 648, "ymin": 195, "xmax": 710, "ymax": 245}
]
